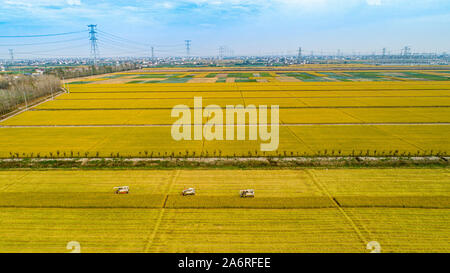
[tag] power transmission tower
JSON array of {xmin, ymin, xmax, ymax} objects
[
  {"xmin": 219, "ymin": 46, "xmax": 225, "ymax": 60},
  {"xmin": 88, "ymin": 24, "xmax": 99, "ymax": 64},
  {"xmin": 402, "ymin": 46, "xmax": 410, "ymax": 56},
  {"xmin": 151, "ymin": 46, "xmax": 154, "ymax": 59},
  {"xmin": 185, "ymin": 40, "xmax": 191, "ymax": 56},
  {"xmin": 382, "ymin": 48, "xmax": 386, "ymax": 58},
  {"xmin": 297, "ymin": 47, "xmax": 302, "ymax": 63},
  {"xmin": 8, "ymin": 49, "xmax": 13, "ymax": 64}
]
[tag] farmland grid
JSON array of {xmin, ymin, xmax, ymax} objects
[
  {"xmin": 1, "ymin": 76, "xmax": 449, "ymax": 158},
  {"xmin": 1, "ymin": 69, "xmax": 449, "ymax": 253},
  {"xmin": 0, "ymin": 169, "xmax": 448, "ymax": 253}
]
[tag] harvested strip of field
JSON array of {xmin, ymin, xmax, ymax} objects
[
  {"xmin": 0, "ymin": 192, "xmax": 420, "ymax": 209},
  {"xmin": 164, "ymin": 196, "xmax": 334, "ymax": 208},
  {"xmin": 0, "ymin": 193, "xmax": 165, "ymax": 208},
  {"xmin": 1, "ymin": 170, "xmax": 447, "ymax": 209}
]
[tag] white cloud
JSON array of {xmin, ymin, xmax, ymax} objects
[
  {"xmin": 366, "ymin": 0, "xmax": 382, "ymax": 5},
  {"xmin": 67, "ymin": 0, "xmax": 81, "ymax": 6}
]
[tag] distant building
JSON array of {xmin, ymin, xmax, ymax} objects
[{"xmin": 32, "ymin": 69, "xmax": 44, "ymax": 76}]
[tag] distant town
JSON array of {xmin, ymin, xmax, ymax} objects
[{"xmin": 1, "ymin": 52, "xmax": 449, "ymax": 75}]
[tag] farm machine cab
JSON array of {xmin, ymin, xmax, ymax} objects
[
  {"xmin": 182, "ymin": 188, "xmax": 196, "ymax": 196},
  {"xmin": 114, "ymin": 186, "xmax": 129, "ymax": 194},
  {"xmin": 240, "ymin": 189, "xmax": 255, "ymax": 198}
]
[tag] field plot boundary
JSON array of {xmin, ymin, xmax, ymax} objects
[
  {"xmin": 2, "ymin": 122, "xmax": 450, "ymax": 128},
  {"xmin": 67, "ymin": 88, "xmax": 450, "ymax": 93},
  {"xmin": 1, "ymin": 193, "xmax": 447, "ymax": 209},
  {"xmin": 29, "ymin": 105, "xmax": 450, "ymax": 110},
  {"xmin": 143, "ymin": 170, "xmax": 180, "ymax": 252}
]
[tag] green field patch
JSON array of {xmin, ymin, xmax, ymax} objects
[
  {"xmin": 345, "ymin": 72, "xmax": 389, "ymax": 81},
  {"xmin": 205, "ymin": 73, "xmax": 218, "ymax": 78},
  {"xmin": 67, "ymin": 81, "xmax": 93, "ymax": 84},
  {"xmin": 400, "ymin": 72, "xmax": 449, "ymax": 81},
  {"xmin": 259, "ymin": 72, "xmax": 272, "ymax": 77},
  {"xmin": 160, "ymin": 77, "xmax": 192, "ymax": 83},
  {"xmin": 235, "ymin": 78, "xmax": 257, "ymax": 82},
  {"xmin": 280, "ymin": 72, "xmax": 329, "ymax": 82},
  {"xmin": 227, "ymin": 73, "xmax": 253, "ymax": 78},
  {"xmin": 134, "ymin": 74, "xmax": 174, "ymax": 79},
  {"xmin": 320, "ymin": 72, "xmax": 353, "ymax": 82},
  {"xmin": 126, "ymin": 80, "xmax": 146, "ymax": 84}
]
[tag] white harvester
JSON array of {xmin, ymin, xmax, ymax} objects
[
  {"xmin": 240, "ymin": 189, "xmax": 255, "ymax": 198},
  {"xmin": 182, "ymin": 188, "xmax": 196, "ymax": 196},
  {"xmin": 114, "ymin": 186, "xmax": 129, "ymax": 194}
]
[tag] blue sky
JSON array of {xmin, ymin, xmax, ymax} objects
[{"xmin": 0, "ymin": 0, "xmax": 449, "ymax": 57}]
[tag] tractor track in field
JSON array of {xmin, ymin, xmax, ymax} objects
[
  {"xmin": 28, "ymin": 105, "xmax": 450, "ymax": 111},
  {"xmin": 143, "ymin": 170, "xmax": 180, "ymax": 253},
  {"xmin": 304, "ymin": 169, "xmax": 372, "ymax": 247},
  {"xmin": 55, "ymin": 95, "xmax": 450, "ymax": 100},
  {"xmin": 67, "ymin": 88, "xmax": 450, "ymax": 93},
  {"xmin": 1, "ymin": 122, "xmax": 450, "ymax": 128}
]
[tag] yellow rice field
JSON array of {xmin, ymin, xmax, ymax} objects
[
  {"xmin": 0, "ymin": 169, "xmax": 448, "ymax": 253},
  {"xmin": 0, "ymin": 73, "xmax": 449, "ymax": 158}
]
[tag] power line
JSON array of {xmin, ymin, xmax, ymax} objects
[
  {"xmin": 96, "ymin": 34, "xmax": 149, "ymax": 51},
  {"xmin": 97, "ymin": 30, "xmax": 151, "ymax": 47},
  {"xmin": 97, "ymin": 30, "xmax": 184, "ymax": 49},
  {"xmin": 0, "ymin": 30, "xmax": 85, "ymax": 38},
  {"xmin": 0, "ymin": 37, "xmax": 86, "ymax": 47},
  {"xmin": 15, "ymin": 42, "xmax": 87, "ymax": 55}
]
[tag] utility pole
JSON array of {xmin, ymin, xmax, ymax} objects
[
  {"xmin": 23, "ymin": 91, "xmax": 28, "ymax": 110},
  {"xmin": 219, "ymin": 46, "xmax": 225, "ymax": 60},
  {"xmin": 8, "ymin": 49, "xmax": 13, "ymax": 64},
  {"xmin": 88, "ymin": 24, "xmax": 99, "ymax": 65},
  {"xmin": 297, "ymin": 47, "xmax": 302, "ymax": 63},
  {"xmin": 185, "ymin": 40, "xmax": 191, "ymax": 56},
  {"xmin": 402, "ymin": 46, "xmax": 410, "ymax": 56}
]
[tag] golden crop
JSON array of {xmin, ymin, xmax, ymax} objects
[{"xmin": 0, "ymin": 169, "xmax": 448, "ymax": 253}]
